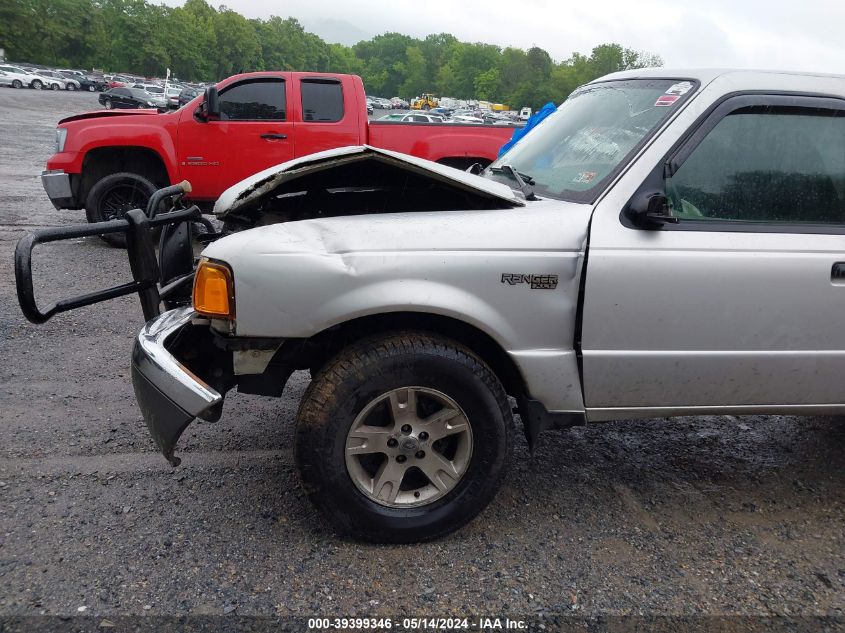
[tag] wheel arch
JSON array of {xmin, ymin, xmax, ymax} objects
[
  {"xmin": 245, "ymin": 311, "xmax": 528, "ymax": 401},
  {"xmin": 79, "ymin": 146, "xmax": 171, "ymax": 204}
]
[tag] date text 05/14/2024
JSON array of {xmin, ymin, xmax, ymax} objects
[{"xmin": 307, "ymin": 617, "xmax": 528, "ymax": 630}]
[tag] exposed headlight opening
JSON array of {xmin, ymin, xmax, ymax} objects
[{"xmin": 55, "ymin": 128, "xmax": 67, "ymax": 153}]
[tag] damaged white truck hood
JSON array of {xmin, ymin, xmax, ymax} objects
[
  {"xmin": 213, "ymin": 145, "xmax": 523, "ymax": 217},
  {"xmin": 203, "ymin": 149, "xmax": 593, "ymax": 414}
]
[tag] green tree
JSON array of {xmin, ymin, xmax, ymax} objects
[
  {"xmin": 255, "ymin": 16, "xmax": 332, "ymax": 72},
  {"xmin": 437, "ymin": 42, "xmax": 500, "ymax": 98},
  {"xmin": 474, "ymin": 67, "xmax": 500, "ymax": 101},
  {"xmin": 326, "ymin": 43, "xmax": 363, "ymax": 75},
  {"xmin": 166, "ymin": 0, "xmax": 217, "ymax": 80},
  {"xmin": 418, "ymin": 33, "xmax": 457, "ymax": 90},
  {"xmin": 587, "ymin": 43, "xmax": 663, "ymax": 76},
  {"xmin": 497, "ymin": 47, "xmax": 528, "ymax": 103},
  {"xmin": 354, "ymin": 32, "xmax": 414, "ymax": 96},
  {"xmin": 398, "ymin": 45, "xmax": 427, "ymax": 99},
  {"xmin": 0, "ymin": 1, "xmax": 664, "ymax": 102},
  {"xmin": 213, "ymin": 7, "xmax": 261, "ymax": 77}
]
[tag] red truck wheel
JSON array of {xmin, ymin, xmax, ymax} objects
[{"xmin": 85, "ymin": 172, "xmax": 158, "ymax": 247}]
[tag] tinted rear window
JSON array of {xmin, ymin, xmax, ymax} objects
[{"xmin": 301, "ymin": 79, "xmax": 343, "ymax": 122}]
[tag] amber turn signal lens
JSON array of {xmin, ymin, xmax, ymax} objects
[{"xmin": 193, "ymin": 259, "xmax": 234, "ymax": 318}]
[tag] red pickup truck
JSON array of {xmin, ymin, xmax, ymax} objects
[{"xmin": 41, "ymin": 71, "xmax": 516, "ymax": 242}]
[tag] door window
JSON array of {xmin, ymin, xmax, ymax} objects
[
  {"xmin": 218, "ymin": 79, "xmax": 286, "ymax": 121},
  {"xmin": 667, "ymin": 108, "xmax": 845, "ymax": 225},
  {"xmin": 300, "ymin": 79, "xmax": 343, "ymax": 122}
]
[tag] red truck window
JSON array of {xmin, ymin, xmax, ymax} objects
[
  {"xmin": 301, "ymin": 78, "xmax": 343, "ymax": 122},
  {"xmin": 219, "ymin": 78, "xmax": 286, "ymax": 121}
]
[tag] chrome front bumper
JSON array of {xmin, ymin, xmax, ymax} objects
[
  {"xmin": 40, "ymin": 170, "xmax": 75, "ymax": 209},
  {"xmin": 131, "ymin": 307, "xmax": 223, "ymax": 466}
]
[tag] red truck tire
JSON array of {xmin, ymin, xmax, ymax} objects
[{"xmin": 85, "ymin": 172, "xmax": 158, "ymax": 247}]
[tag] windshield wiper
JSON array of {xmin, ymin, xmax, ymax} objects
[{"xmin": 488, "ymin": 165, "xmax": 538, "ymax": 200}]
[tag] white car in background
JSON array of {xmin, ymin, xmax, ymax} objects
[
  {"xmin": 131, "ymin": 83, "xmax": 167, "ymax": 108},
  {"xmin": 0, "ymin": 65, "xmax": 48, "ymax": 89},
  {"xmin": 39, "ymin": 70, "xmax": 79, "ymax": 91},
  {"xmin": 165, "ymin": 86, "xmax": 182, "ymax": 109},
  {"xmin": 447, "ymin": 114, "xmax": 485, "ymax": 124},
  {"xmin": 35, "ymin": 73, "xmax": 67, "ymax": 90},
  {"xmin": 133, "ymin": 83, "xmax": 164, "ymax": 94},
  {"xmin": 378, "ymin": 112, "xmax": 446, "ymax": 123}
]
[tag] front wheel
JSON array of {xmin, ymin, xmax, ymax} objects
[
  {"xmin": 30, "ymin": 79, "xmax": 42, "ymax": 90},
  {"xmin": 88, "ymin": 84, "xmax": 96, "ymax": 92},
  {"xmin": 295, "ymin": 332, "xmax": 513, "ymax": 543},
  {"xmin": 51, "ymin": 83, "xmax": 60, "ymax": 91},
  {"xmin": 103, "ymin": 99, "xmax": 112, "ymax": 109},
  {"xmin": 85, "ymin": 172, "xmax": 158, "ymax": 247},
  {"xmin": 67, "ymin": 83, "xmax": 77, "ymax": 91},
  {"xmin": 11, "ymin": 79, "xmax": 22, "ymax": 89}
]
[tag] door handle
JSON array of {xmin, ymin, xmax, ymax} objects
[
  {"xmin": 260, "ymin": 133, "xmax": 287, "ymax": 140},
  {"xmin": 833, "ymin": 262, "xmax": 845, "ymax": 283}
]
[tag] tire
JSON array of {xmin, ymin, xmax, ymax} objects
[
  {"xmin": 11, "ymin": 80, "xmax": 22, "ymax": 89},
  {"xmin": 103, "ymin": 99, "xmax": 112, "ymax": 109},
  {"xmin": 31, "ymin": 79, "xmax": 42, "ymax": 90},
  {"xmin": 295, "ymin": 331, "xmax": 513, "ymax": 543},
  {"xmin": 51, "ymin": 83, "xmax": 60, "ymax": 91},
  {"xmin": 67, "ymin": 83, "xmax": 77, "ymax": 91},
  {"xmin": 88, "ymin": 85, "xmax": 95, "ymax": 92},
  {"xmin": 85, "ymin": 172, "xmax": 158, "ymax": 247}
]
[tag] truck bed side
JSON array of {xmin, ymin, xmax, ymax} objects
[{"xmin": 367, "ymin": 121, "xmax": 515, "ymax": 167}]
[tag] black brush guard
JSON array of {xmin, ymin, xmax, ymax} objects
[{"xmin": 15, "ymin": 181, "xmax": 211, "ymax": 324}]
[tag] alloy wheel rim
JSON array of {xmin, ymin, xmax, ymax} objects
[
  {"xmin": 345, "ymin": 386, "xmax": 473, "ymax": 508},
  {"xmin": 100, "ymin": 182, "xmax": 148, "ymax": 221}
]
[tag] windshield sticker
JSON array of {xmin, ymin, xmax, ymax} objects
[
  {"xmin": 665, "ymin": 81, "xmax": 693, "ymax": 96},
  {"xmin": 655, "ymin": 94, "xmax": 680, "ymax": 107},
  {"xmin": 572, "ymin": 171, "xmax": 597, "ymax": 184}
]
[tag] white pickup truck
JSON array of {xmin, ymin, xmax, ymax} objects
[{"xmin": 16, "ymin": 68, "xmax": 845, "ymax": 542}]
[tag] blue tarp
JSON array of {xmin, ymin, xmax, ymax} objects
[{"xmin": 498, "ymin": 102, "xmax": 557, "ymax": 157}]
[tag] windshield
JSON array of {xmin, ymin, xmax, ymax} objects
[{"xmin": 487, "ymin": 78, "xmax": 696, "ymax": 202}]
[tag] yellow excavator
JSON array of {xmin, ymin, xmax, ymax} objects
[{"xmin": 411, "ymin": 93, "xmax": 438, "ymax": 110}]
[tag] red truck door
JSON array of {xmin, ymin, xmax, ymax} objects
[
  {"xmin": 292, "ymin": 76, "xmax": 362, "ymax": 156},
  {"xmin": 177, "ymin": 76, "xmax": 294, "ymax": 200}
]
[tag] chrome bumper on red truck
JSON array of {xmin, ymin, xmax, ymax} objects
[{"xmin": 40, "ymin": 169, "xmax": 76, "ymax": 209}]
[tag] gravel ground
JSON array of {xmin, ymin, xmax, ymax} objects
[{"xmin": 1, "ymin": 88, "xmax": 845, "ymax": 625}]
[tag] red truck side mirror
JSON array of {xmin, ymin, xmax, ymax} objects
[{"xmin": 198, "ymin": 87, "xmax": 220, "ymax": 122}]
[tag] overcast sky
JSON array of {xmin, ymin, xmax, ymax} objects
[{"xmin": 163, "ymin": 0, "xmax": 845, "ymax": 73}]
